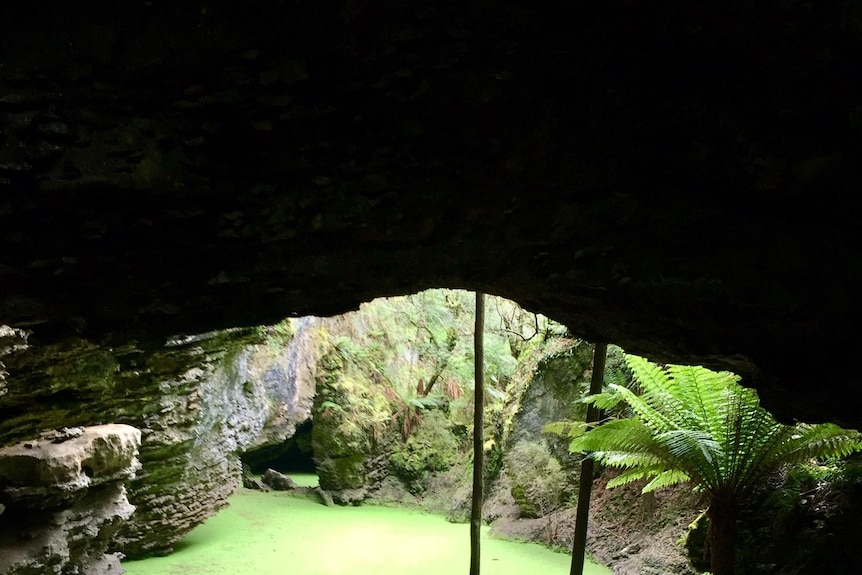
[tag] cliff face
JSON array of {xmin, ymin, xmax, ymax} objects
[
  {"xmin": 0, "ymin": 325, "xmax": 316, "ymax": 560},
  {"xmin": 2, "ymin": 1, "xmax": 861, "ymax": 429},
  {"xmin": 113, "ymin": 334, "xmax": 267, "ymax": 558}
]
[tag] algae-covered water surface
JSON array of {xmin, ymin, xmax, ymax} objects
[{"xmin": 122, "ymin": 479, "xmax": 610, "ymax": 575}]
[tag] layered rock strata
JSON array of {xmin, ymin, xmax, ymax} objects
[
  {"xmin": 116, "ymin": 326, "xmax": 316, "ymax": 557},
  {"xmin": 0, "ymin": 325, "xmax": 317, "ymax": 559},
  {"xmin": 0, "ymin": 424, "xmax": 141, "ymax": 575}
]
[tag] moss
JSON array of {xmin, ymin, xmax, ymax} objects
[
  {"xmin": 256, "ymin": 319, "xmax": 296, "ymax": 350},
  {"xmin": 682, "ymin": 510, "xmax": 710, "ymax": 572},
  {"xmin": 389, "ymin": 411, "xmax": 458, "ymax": 493},
  {"xmin": 317, "ymin": 453, "xmax": 366, "ymax": 490},
  {"xmin": 504, "ymin": 440, "xmax": 567, "ymax": 518},
  {"xmin": 311, "ymin": 345, "xmax": 394, "ymax": 496}
]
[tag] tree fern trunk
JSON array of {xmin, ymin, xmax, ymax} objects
[{"xmin": 706, "ymin": 493, "xmax": 738, "ymax": 575}]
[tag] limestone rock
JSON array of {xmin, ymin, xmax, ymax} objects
[
  {"xmin": 504, "ymin": 339, "xmax": 598, "ymax": 467},
  {"xmin": 243, "ymin": 475, "xmax": 269, "ymax": 491},
  {"xmin": 261, "ymin": 468, "xmax": 299, "ymax": 491},
  {"xmin": 0, "ymin": 326, "xmax": 28, "ymax": 401},
  {"xmin": 0, "ymin": 424, "xmax": 141, "ymax": 508},
  {"xmin": 0, "ymin": 323, "xmax": 317, "ymax": 560},
  {"xmin": 115, "ymin": 325, "xmax": 316, "ymax": 558},
  {"xmin": 0, "ymin": 424, "xmax": 141, "ymax": 575}
]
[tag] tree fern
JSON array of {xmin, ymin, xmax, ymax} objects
[{"xmin": 556, "ymin": 353, "xmax": 862, "ymax": 575}]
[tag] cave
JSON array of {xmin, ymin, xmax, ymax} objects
[
  {"xmin": 2, "ymin": 1, "xmax": 862, "ymax": 572},
  {"xmin": 242, "ymin": 419, "xmax": 316, "ymax": 475},
  {"xmin": 2, "ymin": 1, "xmax": 860, "ymax": 430},
  {"xmin": 2, "ymin": 1, "xmax": 861, "ymax": 427}
]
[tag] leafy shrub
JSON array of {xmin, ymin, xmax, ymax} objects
[{"xmin": 505, "ymin": 440, "xmax": 567, "ymax": 518}]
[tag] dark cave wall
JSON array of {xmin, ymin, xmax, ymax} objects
[{"xmin": 1, "ymin": 1, "xmax": 862, "ymax": 429}]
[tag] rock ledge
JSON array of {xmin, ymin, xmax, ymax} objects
[{"xmin": 0, "ymin": 424, "xmax": 141, "ymax": 575}]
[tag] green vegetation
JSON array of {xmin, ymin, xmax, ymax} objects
[
  {"xmin": 389, "ymin": 411, "xmax": 459, "ymax": 492},
  {"xmin": 287, "ymin": 472, "xmax": 319, "ymax": 488},
  {"xmin": 121, "ymin": 488, "xmax": 611, "ymax": 575},
  {"xmin": 143, "ymin": 289, "xmax": 861, "ymax": 574},
  {"xmin": 505, "ymin": 440, "xmax": 567, "ymax": 518},
  {"xmin": 257, "ymin": 318, "xmax": 295, "ymax": 349},
  {"xmin": 560, "ymin": 354, "xmax": 862, "ymax": 575},
  {"xmin": 310, "ymin": 289, "xmax": 562, "ymax": 499}
]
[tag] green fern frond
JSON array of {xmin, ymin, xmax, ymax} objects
[
  {"xmin": 762, "ymin": 423, "xmax": 862, "ymax": 471},
  {"xmin": 658, "ymin": 429, "xmax": 720, "ymax": 458},
  {"xmin": 583, "ymin": 391, "xmax": 624, "ymax": 411},
  {"xmin": 605, "ymin": 465, "xmax": 667, "ymax": 488},
  {"xmin": 642, "ymin": 469, "xmax": 691, "ymax": 492},
  {"xmin": 542, "ymin": 420, "xmax": 588, "ymax": 439},
  {"xmin": 624, "ymin": 354, "xmax": 669, "ymax": 394},
  {"xmin": 569, "ymin": 418, "xmax": 659, "ymax": 454},
  {"xmin": 570, "ymin": 353, "xmax": 861, "ymax": 505},
  {"xmin": 607, "ymin": 383, "xmax": 678, "ymax": 434},
  {"xmin": 596, "ymin": 451, "xmax": 666, "ymax": 470}
]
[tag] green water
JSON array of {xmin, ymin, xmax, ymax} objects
[
  {"xmin": 288, "ymin": 472, "xmax": 319, "ymax": 488},
  {"xmin": 122, "ymin": 484, "xmax": 610, "ymax": 575}
]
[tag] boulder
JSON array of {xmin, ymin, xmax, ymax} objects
[
  {"xmin": 0, "ymin": 424, "xmax": 141, "ymax": 575},
  {"xmin": 262, "ymin": 468, "xmax": 299, "ymax": 491}
]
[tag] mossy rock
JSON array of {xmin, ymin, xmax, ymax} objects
[
  {"xmin": 389, "ymin": 411, "xmax": 458, "ymax": 493},
  {"xmin": 683, "ymin": 510, "xmax": 710, "ymax": 572},
  {"xmin": 317, "ymin": 453, "xmax": 366, "ymax": 490},
  {"xmin": 504, "ymin": 440, "xmax": 566, "ymax": 518},
  {"xmin": 510, "ymin": 484, "xmax": 539, "ymax": 518}
]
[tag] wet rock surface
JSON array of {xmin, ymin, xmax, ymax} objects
[
  {"xmin": 0, "ymin": 424, "xmax": 141, "ymax": 575},
  {"xmin": 112, "ymin": 329, "xmax": 316, "ymax": 558}
]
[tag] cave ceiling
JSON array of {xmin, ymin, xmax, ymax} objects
[{"xmin": 1, "ymin": 1, "xmax": 861, "ymax": 427}]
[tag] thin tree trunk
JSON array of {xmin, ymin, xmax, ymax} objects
[
  {"xmin": 706, "ymin": 494, "xmax": 738, "ymax": 575},
  {"xmin": 470, "ymin": 292, "xmax": 485, "ymax": 575},
  {"xmin": 570, "ymin": 342, "xmax": 608, "ymax": 575}
]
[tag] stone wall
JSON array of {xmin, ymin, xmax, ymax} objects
[{"xmin": 504, "ymin": 339, "xmax": 597, "ymax": 465}]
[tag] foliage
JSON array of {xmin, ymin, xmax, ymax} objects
[
  {"xmin": 570, "ymin": 355, "xmax": 862, "ymax": 497},
  {"xmin": 316, "ymin": 353, "xmax": 391, "ymax": 450},
  {"xmin": 309, "ymin": 288, "xmax": 573, "ymax": 502},
  {"xmin": 759, "ymin": 455, "xmax": 862, "ymax": 520},
  {"xmin": 343, "ymin": 289, "xmax": 555, "ymax": 405},
  {"xmin": 505, "ymin": 440, "xmax": 568, "ymax": 518},
  {"xmin": 312, "ymin": 348, "xmax": 392, "ymax": 491},
  {"xmin": 565, "ymin": 353, "xmax": 862, "ymax": 575},
  {"xmin": 731, "ymin": 453, "xmax": 862, "ymax": 574},
  {"xmin": 258, "ymin": 319, "xmax": 296, "ymax": 349},
  {"xmin": 389, "ymin": 411, "xmax": 460, "ymax": 493}
]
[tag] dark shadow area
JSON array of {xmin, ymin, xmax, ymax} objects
[{"xmin": 241, "ymin": 420, "xmax": 315, "ymax": 474}]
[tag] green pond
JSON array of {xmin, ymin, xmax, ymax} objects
[{"xmin": 122, "ymin": 475, "xmax": 610, "ymax": 575}]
